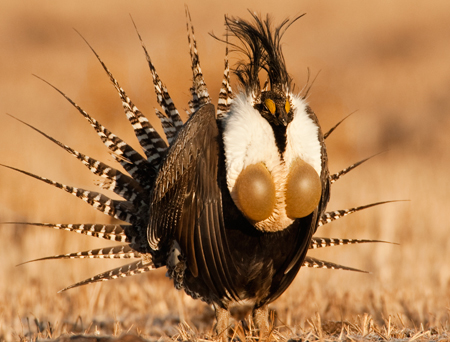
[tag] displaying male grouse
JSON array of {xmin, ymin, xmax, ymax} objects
[{"xmin": 2, "ymin": 10, "xmax": 392, "ymax": 339}]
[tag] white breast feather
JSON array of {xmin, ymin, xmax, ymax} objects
[
  {"xmin": 223, "ymin": 93, "xmax": 281, "ymax": 193},
  {"xmin": 284, "ymin": 95, "xmax": 322, "ymax": 176},
  {"xmin": 222, "ymin": 92, "xmax": 322, "ymax": 232}
]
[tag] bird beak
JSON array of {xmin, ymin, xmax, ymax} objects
[{"xmin": 278, "ymin": 110, "xmax": 288, "ymax": 126}]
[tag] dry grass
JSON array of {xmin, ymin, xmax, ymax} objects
[{"xmin": 0, "ymin": 1, "xmax": 450, "ymax": 341}]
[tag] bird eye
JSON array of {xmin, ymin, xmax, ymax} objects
[
  {"xmin": 264, "ymin": 99, "xmax": 276, "ymax": 114},
  {"xmin": 285, "ymin": 99, "xmax": 290, "ymax": 113}
]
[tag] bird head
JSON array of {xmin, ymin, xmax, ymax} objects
[
  {"xmin": 221, "ymin": 13, "xmax": 324, "ymax": 233},
  {"xmin": 256, "ymin": 89, "xmax": 292, "ymax": 126}
]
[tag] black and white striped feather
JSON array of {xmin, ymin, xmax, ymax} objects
[
  {"xmin": 4, "ymin": 222, "xmax": 129, "ymax": 242},
  {"xmin": 318, "ymin": 201, "xmax": 398, "ymax": 227},
  {"xmin": 303, "ymin": 257, "xmax": 367, "ymax": 273},
  {"xmin": 309, "ymin": 237, "xmax": 392, "ymax": 250},
  {"xmin": 217, "ymin": 33, "xmax": 233, "ymax": 119},
  {"xmin": 6, "ymin": 114, "xmax": 146, "ymax": 207},
  {"xmin": 34, "ymin": 76, "xmax": 156, "ymax": 191},
  {"xmin": 131, "ymin": 18, "xmax": 184, "ymax": 135},
  {"xmin": 185, "ymin": 7, "xmax": 211, "ymax": 114},
  {"xmin": 19, "ymin": 245, "xmax": 142, "ymax": 264},
  {"xmin": 58, "ymin": 259, "xmax": 157, "ymax": 293},
  {"xmin": 76, "ymin": 32, "xmax": 168, "ymax": 165}
]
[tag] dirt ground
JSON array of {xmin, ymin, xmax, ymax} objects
[{"xmin": 0, "ymin": 1, "xmax": 449, "ymax": 341}]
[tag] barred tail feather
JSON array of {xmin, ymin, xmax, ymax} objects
[
  {"xmin": 3, "ymin": 221, "xmax": 152, "ymax": 255},
  {"xmin": 2, "ymin": 222, "xmax": 129, "ymax": 242},
  {"xmin": 185, "ymin": 6, "xmax": 210, "ymax": 113},
  {"xmin": 303, "ymin": 257, "xmax": 367, "ymax": 273},
  {"xmin": 323, "ymin": 112, "xmax": 355, "ymax": 140},
  {"xmin": 58, "ymin": 259, "xmax": 156, "ymax": 293},
  {"xmin": 217, "ymin": 33, "xmax": 233, "ymax": 119},
  {"xmin": 19, "ymin": 245, "xmax": 142, "ymax": 265},
  {"xmin": 130, "ymin": 18, "xmax": 184, "ymax": 132},
  {"xmin": 75, "ymin": 31, "xmax": 168, "ymax": 166},
  {"xmin": 155, "ymin": 109, "xmax": 177, "ymax": 145},
  {"xmin": 7, "ymin": 114, "xmax": 146, "ymax": 205},
  {"xmin": 330, "ymin": 152, "xmax": 384, "ymax": 184},
  {"xmin": 310, "ymin": 237, "xmax": 394, "ymax": 250},
  {"xmin": 0, "ymin": 164, "xmax": 137, "ymax": 224},
  {"xmin": 319, "ymin": 201, "xmax": 401, "ymax": 227},
  {"xmin": 34, "ymin": 75, "xmax": 155, "ymax": 191}
]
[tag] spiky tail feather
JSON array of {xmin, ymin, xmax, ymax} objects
[
  {"xmin": 323, "ymin": 111, "xmax": 355, "ymax": 139},
  {"xmin": 185, "ymin": 6, "xmax": 210, "ymax": 114},
  {"xmin": 34, "ymin": 75, "xmax": 156, "ymax": 191},
  {"xmin": 6, "ymin": 114, "xmax": 146, "ymax": 206},
  {"xmin": 130, "ymin": 17, "xmax": 184, "ymax": 138},
  {"xmin": 75, "ymin": 30, "xmax": 168, "ymax": 166},
  {"xmin": 309, "ymin": 237, "xmax": 395, "ymax": 250},
  {"xmin": 0, "ymin": 164, "xmax": 138, "ymax": 224},
  {"xmin": 303, "ymin": 257, "xmax": 367, "ymax": 273},
  {"xmin": 155, "ymin": 109, "xmax": 178, "ymax": 145},
  {"xmin": 58, "ymin": 259, "xmax": 156, "ymax": 293},
  {"xmin": 319, "ymin": 201, "xmax": 402, "ymax": 227},
  {"xmin": 2, "ymin": 222, "xmax": 129, "ymax": 242},
  {"xmin": 18, "ymin": 245, "xmax": 142, "ymax": 265},
  {"xmin": 217, "ymin": 30, "xmax": 233, "ymax": 119},
  {"xmin": 330, "ymin": 152, "xmax": 385, "ymax": 184}
]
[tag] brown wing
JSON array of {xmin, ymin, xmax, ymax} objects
[{"xmin": 148, "ymin": 103, "xmax": 238, "ymax": 301}]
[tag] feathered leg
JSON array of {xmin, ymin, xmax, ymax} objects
[
  {"xmin": 252, "ymin": 305, "xmax": 270, "ymax": 340},
  {"xmin": 214, "ymin": 305, "xmax": 230, "ymax": 342}
]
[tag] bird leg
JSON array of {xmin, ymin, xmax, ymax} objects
[
  {"xmin": 252, "ymin": 304, "xmax": 270, "ymax": 340},
  {"xmin": 214, "ymin": 305, "xmax": 230, "ymax": 342}
]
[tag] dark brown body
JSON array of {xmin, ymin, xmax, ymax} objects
[{"xmin": 151, "ymin": 104, "xmax": 330, "ymax": 311}]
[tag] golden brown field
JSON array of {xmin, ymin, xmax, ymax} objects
[{"xmin": 0, "ymin": 1, "xmax": 449, "ymax": 341}]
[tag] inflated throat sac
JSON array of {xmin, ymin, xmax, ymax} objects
[
  {"xmin": 233, "ymin": 158, "xmax": 322, "ymax": 223},
  {"xmin": 285, "ymin": 158, "xmax": 322, "ymax": 219},
  {"xmin": 233, "ymin": 162, "xmax": 276, "ymax": 222}
]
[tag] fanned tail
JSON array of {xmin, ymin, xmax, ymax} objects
[{"xmin": 303, "ymin": 257, "xmax": 367, "ymax": 273}]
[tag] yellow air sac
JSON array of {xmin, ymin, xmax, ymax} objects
[
  {"xmin": 285, "ymin": 158, "xmax": 322, "ymax": 218},
  {"xmin": 234, "ymin": 163, "xmax": 276, "ymax": 222}
]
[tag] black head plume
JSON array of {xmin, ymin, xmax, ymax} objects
[{"xmin": 224, "ymin": 12, "xmax": 305, "ymax": 95}]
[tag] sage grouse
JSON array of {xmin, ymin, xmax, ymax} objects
[{"xmin": 3, "ymin": 11, "xmax": 392, "ymax": 338}]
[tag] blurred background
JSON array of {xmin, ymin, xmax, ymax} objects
[{"xmin": 0, "ymin": 0, "xmax": 449, "ymax": 339}]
